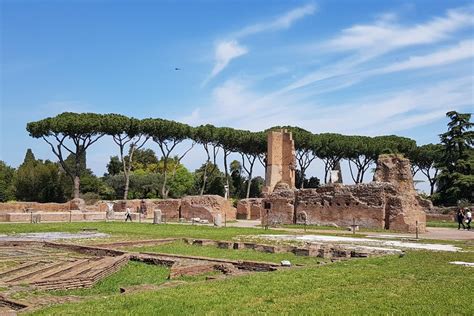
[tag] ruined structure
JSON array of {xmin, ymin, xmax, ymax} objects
[
  {"xmin": 0, "ymin": 195, "xmax": 235, "ymax": 224},
  {"xmin": 260, "ymin": 131, "xmax": 430, "ymax": 233},
  {"xmin": 263, "ymin": 129, "xmax": 296, "ymax": 193}
]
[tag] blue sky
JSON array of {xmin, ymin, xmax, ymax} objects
[{"xmin": 1, "ymin": 0, "xmax": 473, "ymax": 191}]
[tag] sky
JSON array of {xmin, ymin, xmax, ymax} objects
[{"xmin": 1, "ymin": 0, "xmax": 473, "ymax": 192}]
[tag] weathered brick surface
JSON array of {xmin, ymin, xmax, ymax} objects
[
  {"xmin": 263, "ymin": 130, "xmax": 296, "ymax": 194},
  {"xmin": 180, "ymin": 195, "xmax": 236, "ymax": 222},
  {"xmin": 236, "ymin": 198, "xmax": 263, "ymax": 220},
  {"xmin": 261, "ymin": 155, "xmax": 429, "ymax": 233},
  {"xmin": 0, "ymin": 201, "xmax": 71, "ymax": 213}
]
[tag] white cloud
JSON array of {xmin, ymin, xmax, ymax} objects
[
  {"xmin": 204, "ymin": 3, "xmax": 316, "ymax": 84},
  {"xmin": 325, "ymin": 7, "xmax": 474, "ymax": 52},
  {"xmin": 234, "ymin": 3, "xmax": 317, "ymax": 38},
  {"xmin": 379, "ymin": 39, "xmax": 474, "ymax": 73},
  {"xmin": 209, "ymin": 40, "xmax": 248, "ymax": 79},
  {"xmin": 280, "ymin": 7, "xmax": 474, "ymax": 94}
]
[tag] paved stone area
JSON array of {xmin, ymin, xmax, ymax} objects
[
  {"xmin": 259, "ymin": 234, "xmax": 462, "ymax": 252},
  {"xmin": 0, "ymin": 232, "xmax": 109, "ymax": 241},
  {"xmin": 227, "ymin": 220, "xmax": 474, "ymax": 241}
]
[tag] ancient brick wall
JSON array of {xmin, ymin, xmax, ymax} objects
[
  {"xmin": 263, "ymin": 130, "xmax": 296, "ymax": 193},
  {"xmin": 295, "ymin": 184, "xmax": 387, "ymax": 229},
  {"xmin": 261, "ymin": 155, "xmax": 429, "ymax": 233},
  {"xmin": 236, "ymin": 198, "xmax": 263, "ymax": 220},
  {"xmin": 180, "ymin": 195, "xmax": 236, "ymax": 222},
  {"xmin": 0, "ymin": 201, "xmax": 71, "ymax": 213}
]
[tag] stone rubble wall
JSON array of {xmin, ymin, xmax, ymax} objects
[
  {"xmin": 236, "ymin": 198, "xmax": 263, "ymax": 220},
  {"xmin": 261, "ymin": 155, "xmax": 430, "ymax": 233},
  {"xmin": 0, "ymin": 195, "xmax": 236, "ymax": 223},
  {"xmin": 180, "ymin": 195, "xmax": 236, "ymax": 222},
  {"xmin": 294, "ymin": 184, "xmax": 387, "ymax": 229}
]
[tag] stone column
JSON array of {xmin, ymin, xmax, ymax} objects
[
  {"xmin": 153, "ymin": 209, "xmax": 162, "ymax": 224},
  {"xmin": 214, "ymin": 214, "xmax": 222, "ymax": 227},
  {"xmin": 106, "ymin": 202, "xmax": 115, "ymax": 221}
]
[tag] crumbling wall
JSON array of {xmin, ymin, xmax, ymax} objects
[
  {"xmin": 236, "ymin": 198, "xmax": 263, "ymax": 220},
  {"xmin": 262, "ymin": 183, "xmax": 295, "ymax": 225},
  {"xmin": 261, "ymin": 155, "xmax": 429, "ymax": 233},
  {"xmin": 263, "ymin": 130, "xmax": 296, "ymax": 193},
  {"xmin": 180, "ymin": 195, "xmax": 236, "ymax": 222},
  {"xmin": 295, "ymin": 184, "xmax": 387, "ymax": 229},
  {"xmin": 373, "ymin": 155, "xmax": 429, "ymax": 233}
]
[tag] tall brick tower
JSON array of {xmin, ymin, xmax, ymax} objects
[{"xmin": 263, "ymin": 129, "xmax": 296, "ymax": 194}]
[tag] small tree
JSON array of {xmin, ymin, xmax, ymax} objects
[
  {"xmin": 193, "ymin": 125, "xmax": 220, "ymax": 195},
  {"xmin": 237, "ymin": 131, "xmax": 266, "ymax": 198},
  {"xmin": 409, "ymin": 144, "xmax": 443, "ymax": 195},
  {"xmin": 0, "ymin": 161, "xmax": 15, "ymax": 202},
  {"xmin": 142, "ymin": 118, "xmax": 194, "ymax": 198},
  {"xmin": 103, "ymin": 115, "xmax": 149, "ymax": 200},
  {"xmin": 26, "ymin": 112, "xmax": 105, "ymax": 199}
]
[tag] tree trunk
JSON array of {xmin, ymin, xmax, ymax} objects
[
  {"xmin": 224, "ymin": 151, "xmax": 230, "ymax": 195},
  {"xmin": 200, "ymin": 164, "xmax": 208, "ymax": 195},
  {"xmin": 246, "ymin": 172, "xmax": 252, "ymax": 199},
  {"xmin": 123, "ymin": 173, "xmax": 130, "ymax": 200},
  {"xmin": 161, "ymin": 159, "xmax": 169, "ymax": 199},
  {"xmin": 73, "ymin": 176, "xmax": 80, "ymax": 199}
]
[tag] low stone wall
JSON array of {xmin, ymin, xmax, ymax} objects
[
  {"xmin": 2, "ymin": 211, "xmax": 106, "ymax": 223},
  {"xmin": 96, "ymin": 199, "xmax": 181, "ymax": 221},
  {"xmin": 0, "ymin": 196, "xmax": 236, "ymax": 224},
  {"xmin": 427, "ymin": 214, "xmax": 455, "ymax": 221},
  {"xmin": 181, "ymin": 195, "xmax": 236, "ymax": 222},
  {"xmin": 236, "ymin": 198, "xmax": 263, "ymax": 220},
  {"xmin": 0, "ymin": 201, "xmax": 71, "ymax": 213}
]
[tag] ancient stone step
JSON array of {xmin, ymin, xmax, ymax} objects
[
  {"xmin": 6, "ymin": 262, "xmax": 65, "ymax": 283},
  {"xmin": 55, "ymin": 258, "xmax": 102, "ymax": 279},
  {"xmin": 0, "ymin": 262, "xmax": 41, "ymax": 280},
  {"xmin": 28, "ymin": 259, "xmax": 90, "ymax": 282}
]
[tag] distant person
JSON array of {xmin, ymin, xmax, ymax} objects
[
  {"xmin": 456, "ymin": 208, "xmax": 466, "ymax": 230},
  {"xmin": 140, "ymin": 199, "xmax": 147, "ymax": 217},
  {"xmin": 465, "ymin": 208, "xmax": 472, "ymax": 231},
  {"xmin": 125, "ymin": 208, "xmax": 133, "ymax": 222}
]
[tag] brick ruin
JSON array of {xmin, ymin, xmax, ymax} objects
[
  {"xmin": 262, "ymin": 129, "xmax": 296, "ymax": 193},
  {"xmin": 239, "ymin": 130, "xmax": 430, "ymax": 233},
  {"xmin": 0, "ymin": 195, "xmax": 236, "ymax": 224}
]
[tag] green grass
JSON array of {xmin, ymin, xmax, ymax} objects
[
  {"xmin": 0, "ymin": 222, "xmax": 283, "ymax": 242},
  {"xmin": 51, "ymin": 261, "xmax": 170, "ymax": 297},
  {"xmin": 427, "ymin": 220, "xmax": 459, "ymax": 228},
  {"xmin": 126, "ymin": 240, "xmax": 322, "ymax": 265},
  {"xmin": 30, "ymin": 250, "xmax": 474, "ymax": 315}
]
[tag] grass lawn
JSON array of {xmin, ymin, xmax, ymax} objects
[
  {"xmin": 126, "ymin": 240, "xmax": 323, "ymax": 265},
  {"xmin": 29, "ymin": 250, "xmax": 474, "ymax": 315},
  {"xmin": 427, "ymin": 220, "xmax": 459, "ymax": 228},
  {"xmin": 0, "ymin": 222, "xmax": 282, "ymax": 242}
]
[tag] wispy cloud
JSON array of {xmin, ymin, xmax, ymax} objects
[
  {"xmin": 204, "ymin": 3, "xmax": 316, "ymax": 84},
  {"xmin": 203, "ymin": 40, "xmax": 248, "ymax": 85},
  {"xmin": 282, "ymin": 6, "xmax": 474, "ymax": 93},
  {"xmin": 378, "ymin": 39, "xmax": 474, "ymax": 73},
  {"xmin": 233, "ymin": 3, "xmax": 317, "ymax": 38},
  {"xmin": 325, "ymin": 6, "xmax": 474, "ymax": 52}
]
